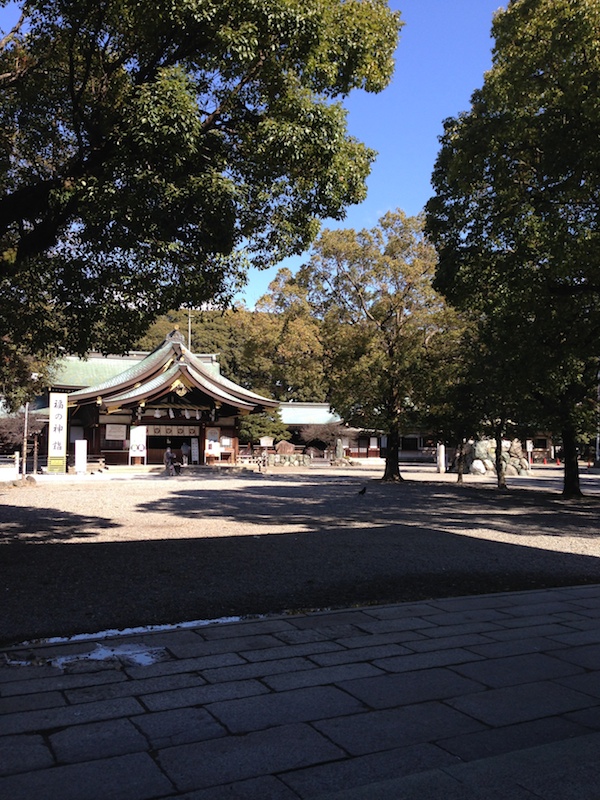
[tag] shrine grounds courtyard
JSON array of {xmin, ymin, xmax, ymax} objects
[{"xmin": 1, "ymin": 463, "xmax": 600, "ymax": 646}]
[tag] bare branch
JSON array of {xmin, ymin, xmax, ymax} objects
[
  {"xmin": 200, "ymin": 54, "xmax": 266, "ymax": 135},
  {"xmin": 0, "ymin": 9, "xmax": 26, "ymax": 53}
]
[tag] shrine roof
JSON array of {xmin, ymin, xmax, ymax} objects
[
  {"xmin": 66, "ymin": 331, "xmax": 277, "ymax": 413},
  {"xmin": 279, "ymin": 403, "xmax": 342, "ymax": 426},
  {"xmin": 50, "ymin": 350, "xmax": 219, "ymax": 390}
]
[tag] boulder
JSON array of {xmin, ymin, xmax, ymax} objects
[
  {"xmin": 470, "ymin": 459, "xmax": 487, "ymax": 475},
  {"xmin": 474, "ymin": 440, "xmax": 490, "ymax": 460},
  {"xmin": 509, "ymin": 439, "xmax": 523, "ymax": 458}
]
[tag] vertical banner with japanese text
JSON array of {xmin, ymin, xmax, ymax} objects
[{"xmin": 48, "ymin": 392, "xmax": 68, "ymax": 473}]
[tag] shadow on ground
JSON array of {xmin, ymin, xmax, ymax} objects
[
  {"xmin": 0, "ymin": 505, "xmax": 118, "ymax": 543},
  {"xmin": 139, "ymin": 477, "xmax": 600, "ymax": 540},
  {"xmin": 1, "ymin": 477, "xmax": 599, "ymax": 645}
]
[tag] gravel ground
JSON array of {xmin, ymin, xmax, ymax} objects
[{"xmin": 1, "ymin": 464, "xmax": 599, "ymax": 645}]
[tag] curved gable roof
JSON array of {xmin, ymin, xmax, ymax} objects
[{"xmin": 69, "ymin": 335, "xmax": 278, "ymax": 414}]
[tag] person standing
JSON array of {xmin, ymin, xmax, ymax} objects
[
  {"xmin": 163, "ymin": 446, "xmax": 175, "ymax": 476},
  {"xmin": 180, "ymin": 441, "xmax": 191, "ymax": 466}
]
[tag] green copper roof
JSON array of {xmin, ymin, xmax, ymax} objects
[
  {"xmin": 59, "ymin": 334, "xmax": 276, "ymax": 414},
  {"xmin": 279, "ymin": 403, "xmax": 342, "ymax": 425},
  {"xmin": 51, "ymin": 347, "xmax": 221, "ymax": 394},
  {"xmin": 50, "ymin": 355, "xmax": 146, "ymax": 389}
]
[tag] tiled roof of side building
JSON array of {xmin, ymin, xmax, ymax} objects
[{"xmin": 279, "ymin": 403, "xmax": 342, "ymax": 426}]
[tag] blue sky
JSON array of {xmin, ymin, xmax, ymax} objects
[
  {"xmin": 242, "ymin": 0, "xmax": 505, "ymax": 306},
  {"xmin": 0, "ymin": 1, "xmax": 505, "ymax": 307}
]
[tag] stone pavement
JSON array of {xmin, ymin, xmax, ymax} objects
[{"xmin": 1, "ymin": 585, "xmax": 600, "ymax": 799}]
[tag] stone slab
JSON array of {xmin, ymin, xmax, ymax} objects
[
  {"xmin": 157, "ymin": 723, "xmax": 345, "ymax": 791},
  {"xmin": 206, "ymin": 685, "xmax": 366, "ymax": 733},
  {"xmin": 0, "ymin": 752, "xmax": 174, "ymax": 800},
  {"xmin": 313, "ymin": 702, "xmax": 485, "ymax": 756},
  {"xmin": 338, "ymin": 667, "xmax": 486, "ymax": 709},
  {"xmin": 0, "ymin": 733, "xmax": 54, "ymax": 777},
  {"xmin": 448, "ymin": 680, "xmax": 595, "ymax": 726},
  {"xmin": 50, "ymin": 718, "xmax": 148, "ymax": 763}
]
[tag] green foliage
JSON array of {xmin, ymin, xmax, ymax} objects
[
  {"xmin": 0, "ymin": 0, "xmax": 401, "ymax": 395},
  {"xmin": 253, "ymin": 268, "xmax": 327, "ymax": 401},
  {"xmin": 300, "ymin": 209, "xmax": 463, "ymax": 480},
  {"xmin": 135, "ymin": 301, "xmax": 327, "ymax": 402},
  {"xmin": 0, "ymin": 408, "xmax": 46, "ymax": 453},
  {"xmin": 238, "ymin": 408, "xmax": 291, "ymax": 445},
  {"xmin": 0, "ymin": 340, "xmax": 52, "ymax": 411},
  {"xmin": 426, "ymin": 0, "xmax": 600, "ymax": 496}
]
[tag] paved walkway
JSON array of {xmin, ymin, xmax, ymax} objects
[{"xmin": 1, "ymin": 584, "xmax": 600, "ymax": 799}]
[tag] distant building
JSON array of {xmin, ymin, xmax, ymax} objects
[{"xmin": 278, "ymin": 402, "xmax": 436, "ymax": 461}]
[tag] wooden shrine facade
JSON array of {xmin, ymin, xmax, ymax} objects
[{"xmin": 56, "ymin": 328, "xmax": 278, "ymax": 467}]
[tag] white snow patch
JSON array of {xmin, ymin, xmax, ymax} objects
[
  {"xmin": 5, "ymin": 642, "xmax": 169, "ymax": 668},
  {"xmin": 13, "ymin": 615, "xmax": 246, "ymax": 648}
]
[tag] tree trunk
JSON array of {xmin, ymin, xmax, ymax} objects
[
  {"xmin": 561, "ymin": 424, "xmax": 582, "ymax": 498},
  {"xmin": 383, "ymin": 426, "xmax": 403, "ymax": 482},
  {"xmin": 494, "ymin": 425, "xmax": 507, "ymax": 490},
  {"xmin": 456, "ymin": 439, "xmax": 465, "ymax": 484}
]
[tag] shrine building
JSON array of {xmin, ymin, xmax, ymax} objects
[{"xmin": 47, "ymin": 327, "xmax": 278, "ymax": 467}]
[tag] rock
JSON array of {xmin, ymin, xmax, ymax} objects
[
  {"xmin": 509, "ymin": 439, "xmax": 523, "ymax": 458},
  {"xmin": 474, "ymin": 441, "xmax": 490, "ymax": 460},
  {"xmin": 470, "ymin": 459, "xmax": 486, "ymax": 475},
  {"xmin": 506, "ymin": 464, "xmax": 519, "ymax": 476}
]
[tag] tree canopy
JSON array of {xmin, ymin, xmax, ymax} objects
[
  {"xmin": 0, "ymin": 0, "xmax": 400, "ymax": 407},
  {"xmin": 299, "ymin": 210, "xmax": 462, "ymax": 481},
  {"xmin": 237, "ymin": 408, "xmax": 291, "ymax": 446},
  {"xmin": 254, "ymin": 267, "xmax": 327, "ymax": 402},
  {"xmin": 426, "ymin": 0, "xmax": 600, "ymax": 497},
  {"xmin": 136, "ymin": 300, "xmax": 327, "ymax": 403}
]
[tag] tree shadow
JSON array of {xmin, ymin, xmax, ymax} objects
[
  {"xmin": 0, "ymin": 505, "xmax": 120, "ymax": 543},
  {"xmin": 1, "ymin": 476, "xmax": 599, "ymax": 645},
  {"xmin": 138, "ymin": 477, "xmax": 600, "ymax": 540}
]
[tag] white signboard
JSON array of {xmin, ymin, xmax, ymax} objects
[
  {"xmin": 129, "ymin": 425, "xmax": 147, "ymax": 464},
  {"xmin": 191, "ymin": 438, "xmax": 199, "ymax": 464},
  {"xmin": 206, "ymin": 427, "xmax": 220, "ymax": 459},
  {"xmin": 48, "ymin": 392, "xmax": 68, "ymax": 473},
  {"xmin": 75, "ymin": 439, "xmax": 88, "ymax": 474}
]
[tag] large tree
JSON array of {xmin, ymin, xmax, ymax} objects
[
  {"xmin": 300, "ymin": 210, "xmax": 463, "ymax": 482},
  {"xmin": 253, "ymin": 268, "xmax": 328, "ymax": 402},
  {"xmin": 135, "ymin": 297, "xmax": 327, "ymax": 402},
  {"xmin": 0, "ymin": 0, "xmax": 400, "ymax": 406},
  {"xmin": 426, "ymin": 0, "xmax": 600, "ymax": 498}
]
